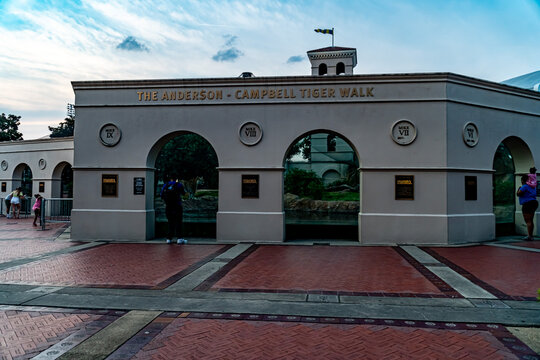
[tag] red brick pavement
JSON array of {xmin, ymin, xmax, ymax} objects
[
  {"xmin": 129, "ymin": 317, "xmax": 520, "ymax": 360},
  {"xmin": 0, "ymin": 244, "xmax": 225, "ymax": 288},
  {"xmin": 428, "ymin": 246, "xmax": 540, "ymax": 298},
  {"xmin": 0, "ymin": 240, "xmax": 75, "ymax": 264},
  {"xmin": 512, "ymin": 240, "xmax": 540, "ymax": 249},
  {"xmin": 212, "ymin": 246, "xmax": 443, "ymax": 295},
  {"xmin": 0, "ymin": 309, "xmax": 104, "ymax": 360},
  {"xmin": 0, "ymin": 217, "xmax": 67, "ymax": 240}
]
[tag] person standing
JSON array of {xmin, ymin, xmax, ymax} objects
[
  {"xmin": 160, "ymin": 175, "xmax": 186, "ymax": 244},
  {"xmin": 32, "ymin": 194, "xmax": 43, "ymax": 226},
  {"xmin": 4, "ymin": 192, "xmax": 12, "ymax": 218},
  {"xmin": 517, "ymin": 174, "xmax": 538, "ymax": 241},
  {"xmin": 10, "ymin": 187, "xmax": 24, "ymax": 219}
]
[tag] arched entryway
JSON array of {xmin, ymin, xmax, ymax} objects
[
  {"xmin": 283, "ymin": 131, "xmax": 359, "ymax": 241},
  {"xmin": 149, "ymin": 132, "xmax": 219, "ymax": 239},
  {"xmin": 492, "ymin": 136, "xmax": 535, "ymax": 236},
  {"xmin": 52, "ymin": 162, "xmax": 73, "ymax": 198},
  {"xmin": 12, "ymin": 163, "xmax": 32, "ymax": 196},
  {"xmin": 11, "ymin": 163, "xmax": 33, "ymax": 215}
]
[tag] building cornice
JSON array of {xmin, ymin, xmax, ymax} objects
[
  {"xmin": 0, "ymin": 137, "xmax": 74, "ymax": 148},
  {"xmin": 70, "ymin": 73, "xmax": 538, "ymax": 97}
]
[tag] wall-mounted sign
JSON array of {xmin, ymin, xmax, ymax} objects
[
  {"xmin": 39, "ymin": 182, "xmax": 45, "ymax": 192},
  {"xmin": 242, "ymin": 174, "xmax": 259, "ymax": 198},
  {"xmin": 38, "ymin": 159, "xmax": 47, "ymax": 170},
  {"xmin": 465, "ymin": 176, "xmax": 477, "ymax": 201},
  {"xmin": 99, "ymin": 123, "xmax": 122, "ymax": 147},
  {"xmin": 391, "ymin": 120, "xmax": 417, "ymax": 145},
  {"xmin": 239, "ymin": 122, "xmax": 263, "ymax": 146},
  {"xmin": 395, "ymin": 175, "xmax": 414, "ymax": 200},
  {"xmin": 463, "ymin": 122, "xmax": 479, "ymax": 147},
  {"xmin": 1, "ymin": 161, "xmax": 7, "ymax": 171},
  {"xmin": 1, "ymin": 182, "xmax": 6, "ymax": 192},
  {"xmin": 102, "ymin": 174, "xmax": 118, "ymax": 197},
  {"xmin": 133, "ymin": 177, "xmax": 145, "ymax": 195}
]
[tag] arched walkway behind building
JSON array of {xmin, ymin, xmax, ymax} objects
[
  {"xmin": 492, "ymin": 136, "xmax": 535, "ymax": 236},
  {"xmin": 52, "ymin": 162, "xmax": 73, "ymax": 198},
  {"xmin": 12, "ymin": 164, "xmax": 33, "ymax": 196},
  {"xmin": 11, "ymin": 163, "xmax": 33, "ymax": 215},
  {"xmin": 283, "ymin": 130, "xmax": 359, "ymax": 240}
]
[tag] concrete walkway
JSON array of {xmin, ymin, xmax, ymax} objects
[{"xmin": 0, "ymin": 218, "xmax": 538, "ymax": 359}]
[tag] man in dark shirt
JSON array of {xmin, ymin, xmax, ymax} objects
[
  {"xmin": 517, "ymin": 174, "xmax": 538, "ymax": 241},
  {"xmin": 161, "ymin": 175, "xmax": 186, "ymax": 244}
]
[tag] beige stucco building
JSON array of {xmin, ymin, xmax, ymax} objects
[
  {"xmin": 2, "ymin": 47, "xmax": 539, "ymax": 245},
  {"xmin": 0, "ymin": 137, "xmax": 73, "ymax": 202}
]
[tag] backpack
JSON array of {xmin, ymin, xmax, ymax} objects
[{"xmin": 162, "ymin": 182, "xmax": 180, "ymax": 205}]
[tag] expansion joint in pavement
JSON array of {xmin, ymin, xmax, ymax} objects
[
  {"xmin": 56, "ymin": 310, "xmax": 162, "ymax": 360},
  {"xmin": 400, "ymin": 245, "xmax": 497, "ymax": 299},
  {"xmin": 165, "ymin": 243, "xmax": 253, "ymax": 292}
]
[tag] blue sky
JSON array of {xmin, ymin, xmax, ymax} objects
[{"xmin": 1, "ymin": 0, "xmax": 539, "ymax": 139}]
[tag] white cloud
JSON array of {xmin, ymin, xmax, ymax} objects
[{"xmin": 0, "ymin": 0, "xmax": 539, "ymax": 139}]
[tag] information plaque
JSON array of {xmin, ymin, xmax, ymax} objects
[
  {"xmin": 242, "ymin": 175, "xmax": 259, "ymax": 198},
  {"xmin": 133, "ymin": 177, "xmax": 145, "ymax": 195},
  {"xmin": 39, "ymin": 182, "xmax": 45, "ymax": 192},
  {"xmin": 395, "ymin": 175, "xmax": 414, "ymax": 200},
  {"xmin": 102, "ymin": 174, "xmax": 118, "ymax": 197},
  {"xmin": 465, "ymin": 176, "xmax": 477, "ymax": 201},
  {"xmin": 1, "ymin": 182, "xmax": 6, "ymax": 192}
]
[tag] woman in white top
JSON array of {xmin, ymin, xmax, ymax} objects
[{"xmin": 10, "ymin": 187, "xmax": 24, "ymax": 219}]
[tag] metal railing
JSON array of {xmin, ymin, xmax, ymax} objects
[
  {"xmin": 0, "ymin": 197, "xmax": 31, "ymax": 218},
  {"xmin": 41, "ymin": 198, "xmax": 73, "ymax": 227}
]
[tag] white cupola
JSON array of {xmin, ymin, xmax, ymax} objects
[{"xmin": 307, "ymin": 46, "xmax": 357, "ymax": 76}]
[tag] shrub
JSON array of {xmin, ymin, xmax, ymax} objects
[{"xmin": 284, "ymin": 168, "xmax": 324, "ymax": 199}]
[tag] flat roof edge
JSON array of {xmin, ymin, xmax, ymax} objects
[
  {"xmin": 0, "ymin": 137, "xmax": 74, "ymax": 146},
  {"xmin": 71, "ymin": 73, "xmax": 540, "ymax": 98}
]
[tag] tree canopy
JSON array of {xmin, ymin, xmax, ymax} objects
[
  {"xmin": 0, "ymin": 113, "xmax": 23, "ymax": 141},
  {"xmin": 286, "ymin": 135, "xmax": 311, "ymax": 160},
  {"xmin": 155, "ymin": 133, "xmax": 219, "ymax": 189},
  {"xmin": 49, "ymin": 115, "xmax": 74, "ymax": 137}
]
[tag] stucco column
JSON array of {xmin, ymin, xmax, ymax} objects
[{"xmin": 216, "ymin": 167, "xmax": 284, "ymax": 242}]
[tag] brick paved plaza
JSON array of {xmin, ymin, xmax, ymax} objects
[{"xmin": 0, "ymin": 217, "xmax": 538, "ymax": 359}]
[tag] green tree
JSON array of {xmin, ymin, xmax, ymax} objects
[
  {"xmin": 0, "ymin": 113, "xmax": 23, "ymax": 141},
  {"xmin": 49, "ymin": 115, "xmax": 74, "ymax": 137},
  {"xmin": 286, "ymin": 135, "xmax": 311, "ymax": 160},
  {"xmin": 284, "ymin": 168, "xmax": 324, "ymax": 199},
  {"xmin": 155, "ymin": 134, "xmax": 219, "ymax": 189}
]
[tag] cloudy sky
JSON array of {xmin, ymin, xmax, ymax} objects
[{"xmin": 1, "ymin": 0, "xmax": 539, "ymax": 139}]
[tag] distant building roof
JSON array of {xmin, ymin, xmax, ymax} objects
[
  {"xmin": 307, "ymin": 46, "xmax": 356, "ymax": 53},
  {"xmin": 501, "ymin": 70, "xmax": 540, "ymax": 91}
]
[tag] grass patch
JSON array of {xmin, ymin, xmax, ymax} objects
[
  {"xmin": 322, "ymin": 192, "xmax": 359, "ymax": 201},
  {"xmin": 195, "ymin": 190, "xmax": 218, "ymax": 197}
]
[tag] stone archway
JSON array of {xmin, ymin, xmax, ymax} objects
[
  {"xmin": 12, "ymin": 163, "xmax": 32, "ymax": 196},
  {"xmin": 52, "ymin": 162, "xmax": 73, "ymax": 198},
  {"xmin": 147, "ymin": 131, "xmax": 220, "ymax": 239},
  {"xmin": 283, "ymin": 130, "xmax": 360, "ymax": 240},
  {"xmin": 492, "ymin": 136, "xmax": 535, "ymax": 236}
]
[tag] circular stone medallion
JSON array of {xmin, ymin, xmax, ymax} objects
[
  {"xmin": 0, "ymin": 160, "xmax": 7, "ymax": 171},
  {"xmin": 391, "ymin": 120, "xmax": 417, "ymax": 145},
  {"xmin": 463, "ymin": 122, "xmax": 479, "ymax": 147},
  {"xmin": 38, "ymin": 158, "xmax": 47, "ymax": 170},
  {"xmin": 99, "ymin": 124, "xmax": 122, "ymax": 147},
  {"xmin": 239, "ymin": 121, "xmax": 263, "ymax": 146}
]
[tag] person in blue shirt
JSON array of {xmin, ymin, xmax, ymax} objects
[
  {"xmin": 517, "ymin": 174, "xmax": 538, "ymax": 241},
  {"xmin": 160, "ymin": 175, "xmax": 186, "ymax": 244}
]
